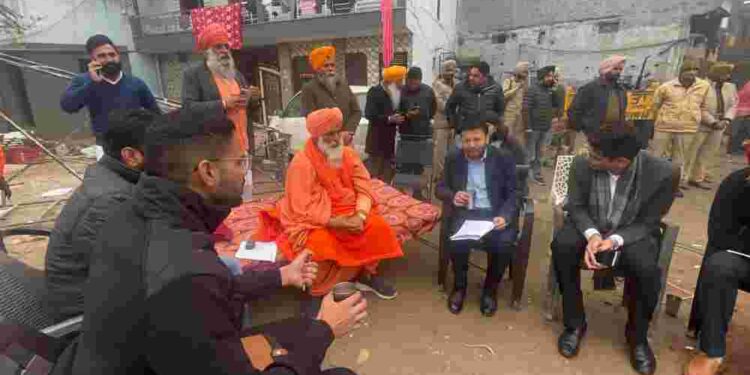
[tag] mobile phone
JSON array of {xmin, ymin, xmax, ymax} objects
[{"xmin": 595, "ymin": 250, "xmax": 620, "ymax": 268}]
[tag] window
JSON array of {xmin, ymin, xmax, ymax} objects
[
  {"xmin": 598, "ymin": 20, "xmax": 620, "ymax": 34},
  {"xmin": 492, "ymin": 33, "xmax": 508, "ymax": 44},
  {"xmin": 345, "ymin": 53, "xmax": 367, "ymax": 86},
  {"xmin": 292, "ymin": 56, "xmax": 314, "ymax": 93}
]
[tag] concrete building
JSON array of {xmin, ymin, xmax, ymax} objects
[
  {"xmin": 0, "ymin": 0, "xmax": 162, "ymax": 137},
  {"xmin": 129, "ymin": 0, "xmax": 458, "ymax": 113},
  {"xmin": 456, "ymin": 0, "xmax": 743, "ymax": 88}
]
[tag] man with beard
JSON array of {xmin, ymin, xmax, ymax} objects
[
  {"xmin": 683, "ymin": 62, "xmax": 738, "ymax": 189},
  {"xmin": 301, "ymin": 46, "xmax": 362, "ymax": 145},
  {"xmin": 552, "ymin": 131, "xmax": 674, "ymax": 375},
  {"xmin": 652, "ymin": 60, "xmax": 711, "ymax": 194},
  {"xmin": 395, "ymin": 66, "xmax": 437, "ymax": 199},
  {"xmin": 503, "ymin": 61, "xmax": 530, "ymax": 145},
  {"xmin": 437, "ymin": 121, "xmax": 517, "ymax": 317},
  {"xmin": 61, "ymin": 34, "xmax": 159, "ymax": 161},
  {"xmin": 432, "ymin": 59, "xmax": 457, "ymax": 183},
  {"xmin": 257, "ymin": 108, "xmax": 404, "ymax": 317},
  {"xmin": 524, "ymin": 65, "xmax": 558, "ymax": 185},
  {"xmin": 364, "ymin": 65, "xmax": 408, "ymax": 182},
  {"xmin": 182, "ymin": 23, "xmax": 261, "ymax": 153},
  {"xmin": 569, "ymin": 55, "xmax": 629, "ymax": 138},
  {"xmin": 57, "ymin": 110, "xmax": 365, "ymax": 375},
  {"xmin": 446, "ymin": 61, "xmax": 504, "ymax": 138}
]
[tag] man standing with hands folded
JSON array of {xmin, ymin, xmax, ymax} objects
[
  {"xmin": 436, "ymin": 122, "xmax": 517, "ymax": 317},
  {"xmin": 182, "ymin": 23, "xmax": 261, "ymax": 153},
  {"xmin": 551, "ymin": 131, "xmax": 675, "ymax": 375}
]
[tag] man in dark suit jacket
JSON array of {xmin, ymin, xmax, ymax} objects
[
  {"xmin": 436, "ymin": 122, "xmax": 517, "ymax": 317},
  {"xmin": 181, "ymin": 24, "xmax": 261, "ymax": 153},
  {"xmin": 552, "ymin": 131, "xmax": 674, "ymax": 375}
]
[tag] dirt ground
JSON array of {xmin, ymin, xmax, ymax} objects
[{"xmin": 5, "ymin": 147, "xmax": 750, "ymax": 374}]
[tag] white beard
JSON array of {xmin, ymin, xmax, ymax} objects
[
  {"xmin": 318, "ymin": 73, "xmax": 337, "ymax": 93},
  {"xmin": 386, "ymin": 83, "xmax": 401, "ymax": 109},
  {"xmin": 206, "ymin": 49, "xmax": 237, "ymax": 79},
  {"xmin": 317, "ymin": 137, "xmax": 344, "ymax": 167}
]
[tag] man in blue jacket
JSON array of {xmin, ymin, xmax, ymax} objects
[
  {"xmin": 60, "ymin": 34, "xmax": 159, "ymax": 160},
  {"xmin": 436, "ymin": 122, "xmax": 517, "ymax": 317}
]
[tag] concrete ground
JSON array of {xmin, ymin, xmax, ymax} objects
[{"xmin": 5, "ymin": 147, "xmax": 750, "ymax": 374}]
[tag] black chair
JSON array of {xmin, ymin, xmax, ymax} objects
[
  {"xmin": 393, "ymin": 135, "xmax": 434, "ymax": 198},
  {"xmin": 0, "ymin": 227, "xmax": 82, "ymax": 374},
  {"xmin": 437, "ymin": 163, "xmax": 535, "ymax": 310}
]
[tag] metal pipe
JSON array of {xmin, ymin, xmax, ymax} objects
[{"xmin": 0, "ymin": 111, "xmax": 83, "ymax": 181}]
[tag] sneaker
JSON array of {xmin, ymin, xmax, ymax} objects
[
  {"xmin": 530, "ymin": 176, "xmax": 546, "ymax": 186},
  {"xmin": 355, "ymin": 275, "xmax": 398, "ymax": 300}
]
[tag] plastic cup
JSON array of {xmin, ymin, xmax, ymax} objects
[{"xmin": 332, "ymin": 282, "xmax": 358, "ymax": 302}]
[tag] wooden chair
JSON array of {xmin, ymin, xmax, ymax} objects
[
  {"xmin": 543, "ymin": 155, "xmax": 681, "ymax": 321},
  {"xmin": 437, "ymin": 164, "xmax": 535, "ymax": 310}
]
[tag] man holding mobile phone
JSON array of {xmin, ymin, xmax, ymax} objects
[
  {"xmin": 61, "ymin": 34, "xmax": 160, "ymax": 160},
  {"xmin": 551, "ymin": 130, "xmax": 675, "ymax": 374}
]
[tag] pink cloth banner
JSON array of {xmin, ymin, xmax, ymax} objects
[{"xmin": 381, "ymin": 0, "xmax": 393, "ymax": 67}]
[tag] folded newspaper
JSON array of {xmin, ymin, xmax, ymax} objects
[{"xmin": 450, "ymin": 220, "xmax": 495, "ymax": 241}]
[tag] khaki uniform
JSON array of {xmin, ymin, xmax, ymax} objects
[
  {"xmin": 503, "ymin": 77, "xmax": 527, "ymax": 145},
  {"xmin": 432, "ymin": 76, "xmax": 455, "ymax": 184},
  {"xmin": 686, "ymin": 81, "xmax": 737, "ymax": 182}
]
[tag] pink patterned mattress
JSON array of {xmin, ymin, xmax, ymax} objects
[{"xmin": 214, "ymin": 179, "xmax": 442, "ymax": 268}]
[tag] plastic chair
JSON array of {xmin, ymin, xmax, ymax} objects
[{"xmin": 393, "ymin": 135, "xmax": 434, "ymax": 199}]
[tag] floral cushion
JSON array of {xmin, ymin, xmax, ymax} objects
[{"xmin": 214, "ymin": 179, "xmax": 441, "ymax": 269}]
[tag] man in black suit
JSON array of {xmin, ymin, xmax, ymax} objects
[
  {"xmin": 552, "ymin": 131, "xmax": 674, "ymax": 375},
  {"xmin": 436, "ymin": 122, "xmax": 517, "ymax": 317}
]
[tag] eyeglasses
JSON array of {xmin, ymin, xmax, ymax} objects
[{"xmin": 206, "ymin": 154, "xmax": 251, "ymax": 171}]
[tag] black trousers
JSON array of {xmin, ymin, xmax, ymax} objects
[
  {"xmin": 551, "ymin": 221, "xmax": 661, "ymax": 344},
  {"xmin": 697, "ymin": 250, "xmax": 750, "ymax": 358}
]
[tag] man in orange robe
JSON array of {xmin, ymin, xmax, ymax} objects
[{"xmin": 257, "ymin": 108, "xmax": 403, "ymax": 316}]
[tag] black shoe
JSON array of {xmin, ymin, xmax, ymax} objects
[
  {"xmin": 629, "ymin": 342, "xmax": 656, "ymax": 375},
  {"xmin": 356, "ymin": 275, "xmax": 398, "ymax": 300},
  {"xmin": 674, "ymin": 190, "xmax": 684, "ymax": 198},
  {"xmin": 688, "ymin": 181, "xmax": 712, "ymax": 190},
  {"xmin": 557, "ymin": 324, "xmax": 587, "ymax": 358},
  {"xmin": 447, "ymin": 289, "xmax": 466, "ymax": 315},
  {"xmin": 479, "ymin": 288, "xmax": 498, "ymax": 317}
]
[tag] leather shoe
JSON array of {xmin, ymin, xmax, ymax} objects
[
  {"xmin": 688, "ymin": 181, "xmax": 712, "ymax": 190},
  {"xmin": 447, "ymin": 289, "xmax": 466, "ymax": 314},
  {"xmin": 557, "ymin": 324, "xmax": 587, "ymax": 358},
  {"xmin": 629, "ymin": 342, "xmax": 657, "ymax": 375},
  {"xmin": 684, "ymin": 353, "xmax": 723, "ymax": 375},
  {"xmin": 479, "ymin": 288, "xmax": 498, "ymax": 317}
]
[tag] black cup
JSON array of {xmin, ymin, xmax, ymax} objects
[{"xmin": 332, "ymin": 282, "xmax": 358, "ymax": 302}]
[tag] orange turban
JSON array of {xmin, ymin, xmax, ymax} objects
[
  {"xmin": 599, "ymin": 55, "xmax": 626, "ymax": 76},
  {"xmin": 309, "ymin": 46, "xmax": 336, "ymax": 71},
  {"xmin": 306, "ymin": 108, "xmax": 343, "ymax": 138},
  {"xmin": 197, "ymin": 24, "xmax": 230, "ymax": 51},
  {"xmin": 383, "ymin": 65, "xmax": 407, "ymax": 82}
]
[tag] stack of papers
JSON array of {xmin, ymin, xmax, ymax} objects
[
  {"xmin": 450, "ymin": 220, "xmax": 495, "ymax": 241},
  {"xmin": 235, "ymin": 241, "xmax": 278, "ymax": 262}
]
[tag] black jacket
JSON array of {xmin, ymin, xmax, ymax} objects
[
  {"xmin": 568, "ymin": 78, "xmax": 627, "ymax": 134},
  {"xmin": 436, "ymin": 145, "xmax": 517, "ymax": 225},
  {"xmin": 524, "ymin": 83, "xmax": 558, "ymax": 132},
  {"xmin": 565, "ymin": 152, "xmax": 674, "ymax": 245},
  {"xmin": 446, "ymin": 77, "xmax": 504, "ymax": 133},
  {"xmin": 58, "ymin": 175, "xmax": 334, "ymax": 375},
  {"xmin": 44, "ymin": 155, "xmax": 140, "ymax": 322},
  {"xmin": 181, "ymin": 62, "xmax": 260, "ymax": 152},
  {"xmin": 398, "ymin": 83, "xmax": 437, "ymax": 137},
  {"xmin": 365, "ymin": 84, "xmax": 398, "ymax": 158},
  {"xmin": 706, "ymin": 167, "xmax": 750, "ymax": 255}
]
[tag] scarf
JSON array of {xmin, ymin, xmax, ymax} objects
[
  {"xmin": 589, "ymin": 152, "xmax": 643, "ymax": 232},
  {"xmin": 303, "ymin": 138, "xmax": 358, "ymax": 215}
]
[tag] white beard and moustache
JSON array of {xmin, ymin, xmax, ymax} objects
[
  {"xmin": 386, "ymin": 83, "xmax": 401, "ymax": 109},
  {"xmin": 317, "ymin": 137, "xmax": 344, "ymax": 167},
  {"xmin": 206, "ymin": 49, "xmax": 236, "ymax": 79},
  {"xmin": 317, "ymin": 72, "xmax": 337, "ymax": 93}
]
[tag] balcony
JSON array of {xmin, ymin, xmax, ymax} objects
[{"xmin": 131, "ymin": 0, "xmax": 406, "ymax": 52}]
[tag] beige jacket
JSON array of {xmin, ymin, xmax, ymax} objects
[
  {"xmin": 432, "ymin": 76, "xmax": 455, "ymax": 129},
  {"xmin": 653, "ymin": 78, "xmax": 711, "ymax": 133},
  {"xmin": 502, "ymin": 77, "xmax": 526, "ymax": 120},
  {"xmin": 700, "ymin": 80, "xmax": 739, "ymax": 131}
]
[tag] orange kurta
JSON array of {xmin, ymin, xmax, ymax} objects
[
  {"xmin": 212, "ymin": 73, "xmax": 249, "ymax": 151},
  {"xmin": 256, "ymin": 140, "xmax": 403, "ymax": 295}
]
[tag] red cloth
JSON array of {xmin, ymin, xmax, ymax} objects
[
  {"xmin": 381, "ymin": 0, "xmax": 393, "ymax": 67},
  {"xmin": 196, "ymin": 23, "xmax": 230, "ymax": 51},
  {"xmin": 736, "ymin": 81, "xmax": 750, "ymax": 118},
  {"xmin": 191, "ymin": 3, "xmax": 243, "ymax": 50}
]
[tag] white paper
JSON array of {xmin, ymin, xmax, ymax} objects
[
  {"xmin": 450, "ymin": 220, "xmax": 495, "ymax": 241},
  {"xmin": 235, "ymin": 240, "xmax": 278, "ymax": 262}
]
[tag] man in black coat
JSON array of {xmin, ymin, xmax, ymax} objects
[
  {"xmin": 685, "ymin": 167, "xmax": 750, "ymax": 375},
  {"xmin": 552, "ymin": 131, "xmax": 674, "ymax": 375},
  {"xmin": 364, "ymin": 66, "xmax": 407, "ymax": 182},
  {"xmin": 446, "ymin": 61, "xmax": 504, "ymax": 136},
  {"xmin": 568, "ymin": 56, "xmax": 628, "ymax": 137},
  {"xmin": 436, "ymin": 122, "xmax": 517, "ymax": 317},
  {"xmin": 44, "ymin": 109, "xmax": 153, "ymax": 322},
  {"xmin": 524, "ymin": 65, "xmax": 558, "ymax": 185},
  {"xmin": 55, "ymin": 111, "xmax": 365, "ymax": 375}
]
